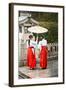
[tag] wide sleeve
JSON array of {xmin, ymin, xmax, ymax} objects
[
  {"xmin": 38, "ymin": 41, "xmax": 42, "ymax": 50},
  {"xmin": 45, "ymin": 40, "xmax": 47, "ymax": 46},
  {"xmin": 42, "ymin": 39, "xmax": 47, "ymax": 46},
  {"xmin": 30, "ymin": 40, "xmax": 37, "ymax": 48}
]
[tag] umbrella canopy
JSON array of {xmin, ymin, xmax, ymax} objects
[{"xmin": 28, "ymin": 25, "xmax": 48, "ymax": 34}]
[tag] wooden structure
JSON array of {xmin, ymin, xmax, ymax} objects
[{"xmin": 18, "ymin": 12, "xmax": 39, "ymax": 66}]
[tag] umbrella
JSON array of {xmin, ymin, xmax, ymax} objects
[{"xmin": 28, "ymin": 25, "xmax": 48, "ymax": 34}]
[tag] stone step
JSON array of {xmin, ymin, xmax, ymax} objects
[{"xmin": 19, "ymin": 71, "xmax": 30, "ymax": 79}]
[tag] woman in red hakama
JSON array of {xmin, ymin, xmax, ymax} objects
[
  {"xmin": 27, "ymin": 47, "xmax": 36, "ymax": 69},
  {"xmin": 27, "ymin": 35, "xmax": 37, "ymax": 69},
  {"xmin": 40, "ymin": 46, "xmax": 47, "ymax": 69},
  {"xmin": 39, "ymin": 37, "xmax": 48, "ymax": 69}
]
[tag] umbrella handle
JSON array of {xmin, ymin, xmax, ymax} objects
[
  {"xmin": 36, "ymin": 34, "xmax": 38, "ymax": 43},
  {"xmin": 36, "ymin": 34, "xmax": 38, "ymax": 40}
]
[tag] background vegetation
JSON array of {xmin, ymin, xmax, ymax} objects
[{"xmin": 31, "ymin": 12, "xmax": 58, "ymax": 43}]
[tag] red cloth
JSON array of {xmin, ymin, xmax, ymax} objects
[
  {"xmin": 27, "ymin": 47, "xmax": 36, "ymax": 69},
  {"xmin": 40, "ymin": 46, "xmax": 47, "ymax": 68}
]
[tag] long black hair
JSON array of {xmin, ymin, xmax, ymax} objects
[{"xmin": 28, "ymin": 35, "xmax": 33, "ymax": 46}]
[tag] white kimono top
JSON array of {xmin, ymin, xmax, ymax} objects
[
  {"xmin": 27, "ymin": 40, "xmax": 37, "ymax": 53},
  {"xmin": 27, "ymin": 40, "xmax": 37, "ymax": 48},
  {"xmin": 38, "ymin": 39, "xmax": 47, "ymax": 50}
]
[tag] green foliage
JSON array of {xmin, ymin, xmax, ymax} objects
[
  {"xmin": 31, "ymin": 12, "xmax": 58, "ymax": 22},
  {"xmin": 31, "ymin": 12, "xmax": 58, "ymax": 43}
]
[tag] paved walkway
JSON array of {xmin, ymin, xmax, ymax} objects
[{"xmin": 19, "ymin": 57, "xmax": 58, "ymax": 79}]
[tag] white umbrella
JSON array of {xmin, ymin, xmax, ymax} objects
[{"xmin": 28, "ymin": 25, "xmax": 48, "ymax": 34}]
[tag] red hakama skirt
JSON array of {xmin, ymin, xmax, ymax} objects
[
  {"xmin": 40, "ymin": 46, "xmax": 47, "ymax": 68},
  {"xmin": 27, "ymin": 47, "xmax": 36, "ymax": 69}
]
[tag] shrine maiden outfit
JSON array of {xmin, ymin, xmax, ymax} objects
[
  {"xmin": 27, "ymin": 40, "xmax": 37, "ymax": 69},
  {"xmin": 38, "ymin": 39, "xmax": 47, "ymax": 68}
]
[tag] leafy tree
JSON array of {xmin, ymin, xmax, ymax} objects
[{"xmin": 31, "ymin": 12, "xmax": 58, "ymax": 43}]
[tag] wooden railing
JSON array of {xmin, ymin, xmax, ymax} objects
[{"xmin": 47, "ymin": 43, "xmax": 58, "ymax": 57}]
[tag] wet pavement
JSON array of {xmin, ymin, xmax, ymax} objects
[{"xmin": 19, "ymin": 57, "xmax": 58, "ymax": 79}]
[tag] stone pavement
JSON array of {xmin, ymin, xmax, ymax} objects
[{"xmin": 19, "ymin": 57, "xmax": 58, "ymax": 79}]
